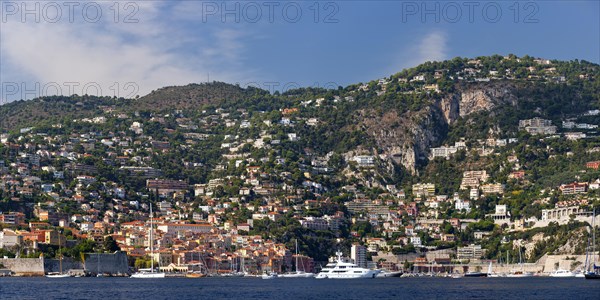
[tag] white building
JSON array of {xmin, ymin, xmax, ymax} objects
[
  {"xmin": 469, "ymin": 188, "xmax": 479, "ymax": 200},
  {"xmin": 410, "ymin": 236, "xmax": 422, "ymax": 247},
  {"xmin": 457, "ymin": 244, "xmax": 484, "ymax": 259},
  {"xmin": 156, "ymin": 223, "xmax": 213, "ymax": 234},
  {"xmin": 351, "ymin": 244, "xmax": 367, "ymax": 268},
  {"xmin": 412, "ymin": 183, "xmax": 435, "ymax": 198},
  {"xmin": 455, "ymin": 198, "xmax": 471, "ymax": 212},
  {"xmin": 481, "ymin": 183, "xmax": 505, "ymax": 195},
  {"xmin": 353, "ymin": 156, "xmax": 375, "ymax": 167},
  {"xmin": 0, "ymin": 229, "xmax": 22, "ymax": 248},
  {"xmin": 518, "ymin": 118, "xmax": 557, "ymax": 135},
  {"xmin": 486, "ymin": 204, "xmax": 511, "ymax": 225}
]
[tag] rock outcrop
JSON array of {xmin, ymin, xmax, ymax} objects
[
  {"xmin": 363, "ymin": 82, "xmax": 519, "ymax": 174},
  {"xmin": 439, "ymin": 82, "xmax": 518, "ymax": 125}
]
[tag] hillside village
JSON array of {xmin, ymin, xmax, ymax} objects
[{"xmin": 1, "ymin": 55, "xmax": 600, "ymax": 276}]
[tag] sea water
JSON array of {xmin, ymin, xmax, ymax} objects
[{"xmin": 0, "ymin": 277, "xmax": 599, "ymax": 299}]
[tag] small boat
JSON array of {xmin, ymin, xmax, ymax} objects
[
  {"xmin": 46, "ymin": 272, "xmax": 71, "ymax": 278},
  {"xmin": 506, "ymin": 271, "xmax": 534, "ymax": 278},
  {"xmin": 186, "ymin": 272, "xmax": 206, "ymax": 278},
  {"xmin": 221, "ymin": 272, "xmax": 245, "ymax": 277},
  {"xmin": 549, "ymin": 269, "xmax": 576, "ymax": 278},
  {"xmin": 574, "ymin": 271, "xmax": 586, "ymax": 278},
  {"xmin": 279, "ymin": 271, "xmax": 315, "ymax": 278},
  {"xmin": 261, "ymin": 272, "xmax": 277, "ymax": 279},
  {"xmin": 451, "ymin": 273, "xmax": 463, "ymax": 279},
  {"xmin": 375, "ymin": 270, "xmax": 403, "ymax": 278},
  {"xmin": 464, "ymin": 271, "xmax": 487, "ymax": 277},
  {"xmin": 130, "ymin": 271, "xmax": 166, "ymax": 279}
]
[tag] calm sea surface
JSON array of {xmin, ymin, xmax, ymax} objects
[{"xmin": 1, "ymin": 277, "xmax": 599, "ymax": 300}]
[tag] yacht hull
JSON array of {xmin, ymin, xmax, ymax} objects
[
  {"xmin": 46, "ymin": 274, "xmax": 71, "ymax": 278},
  {"xmin": 316, "ymin": 270, "xmax": 380, "ymax": 279},
  {"xmin": 506, "ymin": 273, "xmax": 534, "ymax": 278},
  {"xmin": 375, "ymin": 271, "xmax": 403, "ymax": 278},
  {"xmin": 130, "ymin": 272, "xmax": 166, "ymax": 278},
  {"xmin": 549, "ymin": 272, "xmax": 576, "ymax": 278},
  {"xmin": 584, "ymin": 273, "xmax": 600, "ymax": 279},
  {"xmin": 464, "ymin": 272, "xmax": 488, "ymax": 277},
  {"xmin": 261, "ymin": 274, "xmax": 277, "ymax": 279},
  {"xmin": 279, "ymin": 272, "xmax": 315, "ymax": 278}
]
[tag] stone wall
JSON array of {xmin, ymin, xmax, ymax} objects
[
  {"xmin": 541, "ymin": 254, "xmax": 598, "ymax": 274},
  {"xmin": 84, "ymin": 252, "xmax": 129, "ymax": 275},
  {"xmin": 44, "ymin": 257, "xmax": 83, "ymax": 273},
  {"xmin": 0, "ymin": 258, "xmax": 45, "ymax": 276},
  {"xmin": 530, "ymin": 215, "xmax": 600, "ymax": 229}
]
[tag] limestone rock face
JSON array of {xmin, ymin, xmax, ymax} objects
[
  {"xmin": 362, "ymin": 82, "xmax": 518, "ymax": 174},
  {"xmin": 360, "ymin": 106, "xmax": 447, "ymax": 175},
  {"xmin": 440, "ymin": 83, "xmax": 518, "ymax": 125}
]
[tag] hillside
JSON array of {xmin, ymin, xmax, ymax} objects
[
  {"xmin": 134, "ymin": 82, "xmax": 270, "ymax": 112},
  {"xmin": 1, "ymin": 55, "xmax": 600, "ymax": 263},
  {"xmin": 0, "ymin": 83, "xmax": 268, "ymax": 131}
]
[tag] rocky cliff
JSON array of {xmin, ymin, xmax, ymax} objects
[
  {"xmin": 362, "ymin": 81, "xmax": 520, "ymax": 174},
  {"xmin": 439, "ymin": 82, "xmax": 518, "ymax": 124}
]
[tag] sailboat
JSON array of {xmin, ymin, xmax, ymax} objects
[
  {"xmin": 47, "ymin": 233, "xmax": 71, "ymax": 278},
  {"xmin": 585, "ymin": 205, "xmax": 600, "ymax": 280},
  {"xmin": 221, "ymin": 256, "xmax": 245, "ymax": 277},
  {"xmin": 507, "ymin": 247, "xmax": 533, "ymax": 278},
  {"xmin": 131, "ymin": 203, "xmax": 166, "ymax": 278},
  {"xmin": 280, "ymin": 239, "xmax": 315, "ymax": 278},
  {"xmin": 186, "ymin": 252, "xmax": 206, "ymax": 278},
  {"xmin": 464, "ymin": 264, "xmax": 488, "ymax": 277},
  {"xmin": 486, "ymin": 261, "xmax": 498, "ymax": 277},
  {"xmin": 96, "ymin": 253, "xmax": 104, "ymax": 277},
  {"xmin": 488, "ymin": 253, "xmax": 505, "ymax": 277}
]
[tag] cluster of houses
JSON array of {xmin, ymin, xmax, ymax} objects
[
  {"xmin": 358, "ymin": 56, "xmax": 591, "ymax": 97},
  {"xmin": 0, "ymin": 56, "xmax": 598, "ymax": 270}
]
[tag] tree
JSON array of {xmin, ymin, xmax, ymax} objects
[
  {"xmin": 102, "ymin": 236, "xmax": 120, "ymax": 252},
  {"xmin": 66, "ymin": 239, "xmax": 96, "ymax": 261},
  {"xmin": 134, "ymin": 257, "xmax": 151, "ymax": 269}
]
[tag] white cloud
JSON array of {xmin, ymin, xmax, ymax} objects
[
  {"xmin": 415, "ymin": 30, "xmax": 448, "ymax": 64},
  {"xmin": 0, "ymin": 1, "xmax": 256, "ymax": 101},
  {"xmin": 383, "ymin": 29, "xmax": 449, "ymax": 78}
]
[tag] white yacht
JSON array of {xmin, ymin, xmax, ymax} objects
[
  {"xmin": 315, "ymin": 252, "xmax": 380, "ymax": 279},
  {"xmin": 549, "ymin": 269, "xmax": 576, "ymax": 278},
  {"xmin": 279, "ymin": 270, "xmax": 315, "ymax": 278}
]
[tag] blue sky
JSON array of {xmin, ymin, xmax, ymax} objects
[{"xmin": 1, "ymin": 1, "xmax": 598, "ymax": 101}]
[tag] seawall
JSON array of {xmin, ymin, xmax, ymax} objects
[
  {"xmin": 83, "ymin": 252, "xmax": 129, "ymax": 275},
  {"xmin": 0, "ymin": 258, "xmax": 45, "ymax": 276}
]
